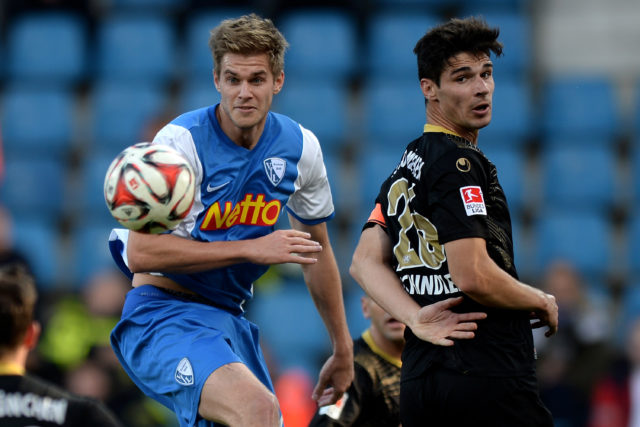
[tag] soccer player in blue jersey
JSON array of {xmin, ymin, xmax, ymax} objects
[{"xmin": 108, "ymin": 14, "xmax": 354, "ymax": 427}]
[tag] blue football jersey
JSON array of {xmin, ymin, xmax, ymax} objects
[{"xmin": 110, "ymin": 104, "xmax": 335, "ymax": 311}]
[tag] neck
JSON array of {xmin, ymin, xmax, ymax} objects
[
  {"xmin": 0, "ymin": 351, "xmax": 26, "ymax": 375},
  {"xmin": 215, "ymin": 105, "xmax": 264, "ymax": 150},
  {"xmin": 426, "ymin": 109, "xmax": 479, "ymax": 144}
]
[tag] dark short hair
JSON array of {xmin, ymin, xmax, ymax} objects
[
  {"xmin": 0, "ymin": 265, "xmax": 37, "ymax": 353},
  {"xmin": 414, "ymin": 16, "xmax": 503, "ymax": 85}
]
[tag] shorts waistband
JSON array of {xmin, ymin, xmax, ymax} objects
[{"xmin": 126, "ymin": 285, "xmax": 243, "ymax": 316}]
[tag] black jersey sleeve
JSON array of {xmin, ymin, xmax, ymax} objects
[{"xmin": 427, "ymin": 147, "xmax": 490, "ymax": 244}]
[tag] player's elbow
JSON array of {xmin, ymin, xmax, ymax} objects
[{"xmin": 450, "ymin": 264, "xmax": 492, "ymax": 299}]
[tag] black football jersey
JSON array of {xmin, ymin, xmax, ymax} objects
[
  {"xmin": 368, "ymin": 127, "xmax": 535, "ymax": 380},
  {"xmin": 0, "ymin": 374, "xmax": 123, "ymax": 427},
  {"xmin": 308, "ymin": 332, "xmax": 401, "ymax": 427}
]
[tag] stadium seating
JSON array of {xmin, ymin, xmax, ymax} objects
[
  {"xmin": 361, "ymin": 79, "xmax": 427, "ymax": 148},
  {"xmin": 278, "ymin": 10, "xmax": 357, "ymax": 80},
  {"xmin": 366, "ymin": 12, "xmax": 439, "ymax": 80},
  {"xmin": 95, "ymin": 13, "xmax": 176, "ymax": 84},
  {"xmin": 540, "ymin": 76, "xmax": 620, "ymax": 141},
  {"xmin": 69, "ymin": 222, "xmax": 118, "ymax": 288},
  {"xmin": 179, "ymin": 80, "xmax": 221, "ymax": 112},
  {"xmin": 1, "ymin": 85, "xmax": 75, "ymax": 158},
  {"xmin": 540, "ymin": 145, "xmax": 618, "ymax": 212},
  {"xmin": 6, "ymin": 12, "xmax": 87, "ymax": 84},
  {"xmin": 184, "ymin": 9, "xmax": 251, "ymax": 82},
  {"xmin": 12, "ymin": 219, "xmax": 62, "ymax": 291},
  {"xmin": 627, "ymin": 215, "xmax": 640, "ymax": 276},
  {"xmin": 246, "ymin": 281, "xmax": 330, "ymax": 376},
  {"xmin": 91, "ymin": 82, "xmax": 167, "ymax": 152},
  {"xmin": 533, "ymin": 209, "xmax": 613, "ymax": 280},
  {"xmin": 0, "ymin": 156, "xmax": 67, "ymax": 223},
  {"xmin": 273, "ymin": 78, "xmax": 350, "ymax": 154},
  {"xmin": 480, "ymin": 76, "xmax": 533, "ymax": 147},
  {"xmin": 481, "ymin": 145, "xmax": 527, "ymax": 214}
]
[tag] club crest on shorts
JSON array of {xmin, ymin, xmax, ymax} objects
[
  {"xmin": 175, "ymin": 357, "xmax": 194, "ymax": 386},
  {"xmin": 460, "ymin": 186, "xmax": 487, "ymax": 216},
  {"xmin": 264, "ymin": 157, "xmax": 286, "ymax": 187}
]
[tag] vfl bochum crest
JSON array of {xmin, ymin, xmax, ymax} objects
[
  {"xmin": 175, "ymin": 357, "xmax": 194, "ymax": 386},
  {"xmin": 264, "ymin": 157, "xmax": 286, "ymax": 187}
]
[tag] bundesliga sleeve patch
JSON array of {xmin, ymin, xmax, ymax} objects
[{"xmin": 459, "ymin": 186, "xmax": 487, "ymax": 216}]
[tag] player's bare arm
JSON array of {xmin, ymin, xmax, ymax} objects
[
  {"xmin": 351, "ymin": 225, "xmax": 487, "ymax": 346},
  {"xmin": 126, "ymin": 228, "xmax": 322, "ymax": 274},
  {"xmin": 445, "ymin": 237, "xmax": 559, "ymax": 337},
  {"xmin": 289, "ymin": 214, "xmax": 354, "ymax": 407}
]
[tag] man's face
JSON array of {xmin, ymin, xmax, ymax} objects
[
  {"xmin": 214, "ymin": 52, "xmax": 283, "ymax": 132},
  {"xmin": 429, "ymin": 52, "xmax": 494, "ymax": 132},
  {"xmin": 363, "ymin": 297, "xmax": 406, "ymax": 344}
]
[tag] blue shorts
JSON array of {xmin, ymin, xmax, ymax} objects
[{"xmin": 110, "ymin": 285, "xmax": 274, "ymax": 427}]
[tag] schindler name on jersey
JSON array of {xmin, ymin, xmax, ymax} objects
[
  {"xmin": 401, "ymin": 273, "xmax": 461, "ymax": 296},
  {"xmin": 0, "ymin": 390, "xmax": 68, "ymax": 424}
]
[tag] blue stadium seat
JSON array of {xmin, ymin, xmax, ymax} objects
[
  {"xmin": 91, "ymin": 82, "xmax": 167, "ymax": 152},
  {"xmin": 533, "ymin": 210, "xmax": 613, "ymax": 279},
  {"xmin": 108, "ymin": 0, "xmax": 183, "ymax": 12},
  {"xmin": 69, "ymin": 222, "xmax": 118, "ymax": 288},
  {"xmin": 246, "ymin": 281, "xmax": 330, "ymax": 376},
  {"xmin": 343, "ymin": 288, "xmax": 371, "ymax": 339},
  {"xmin": 2, "ymin": 85, "xmax": 75, "ymax": 158},
  {"xmin": 7, "ymin": 12, "xmax": 87, "ymax": 84},
  {"xmin": 184, "ymin": 9, "xmax": 250, "ymax": 81},
  {"xmin": 540, "ymin": 76, "xmax": 620, "ymax": 140},
  {"xmin": 481, "ymin": 146, "xmax": 526, "ymax": 214},
  {"xmin": 273, "ymin": 78, "xmax": 349, "ymax": 154},
  {"xmin": 366, "ymin": 12, "xmax": 439, "ymax": 80},
  {"xmin": 356, "ymin": 145, "xmax": 404, "ymax": 219},
  {"xmin": 540, "ymin": 145, "xmax": 617, "ymax": 212},
  {"xmin": 457, "ymin": 11, "xmax": 531, "ymax": 75},
  {"xmin": 74, "ymin": 151, "xmax": 121, "ymax": 223},
  {"xmin": 279, "ymin": 10, "xmax": 357, "ymax": 80},
  {"xmin": 179, "ymin": 81, "xmax": 220, "ymax": 112},
  {"xmin": 96, "ymin": 14, "xmax": 176, "ymax": 84},
  {"xmin": 362, "ymin": 79, "xmax": 427, "ymax": 147},
  {"xmin": 0, "ymin": 156, "xmax": 67, "ymax": 223},
  {"xmin": 628, "ymin": 216, "xmax": 640, "ymax": 275},
  {"xmin": 481, "ymin": 76, "xmax": 533, "ymax": 147},
  {"xmin": 12, "ymin": 219, "xmax": 62, "ymax": 291}
]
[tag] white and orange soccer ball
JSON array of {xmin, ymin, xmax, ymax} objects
[{"xmin": 104, "ymin": 142, "xmax": 196, "ymax": 234}]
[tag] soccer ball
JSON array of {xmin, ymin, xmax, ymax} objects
[{"xmin": 104, "ymin": 142, "xmax": 196, "ymax": 234}]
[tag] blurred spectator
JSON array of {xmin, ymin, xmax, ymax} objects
[
  {"xmin": 0, "ymin": 264, "xmax": 123, "ymax": 426},
  {"xmin": 588, "ymin": 315, "xmax": 640, "ymax": 427},
  {"xmin": 535, "ymin": 260, "xmax": 614, "ymax": 427}
]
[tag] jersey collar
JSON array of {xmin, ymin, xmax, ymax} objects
[
  {"xmin": 423, "ymin": 124, "xmax": 462, "ymax": 138},
  {"xmin": 362, "ymin": 329, "xmax": 402, "ymax": 368},
  {"xmin": 0, "ymin": 361, "xmax": 25, "ymax": 375}
]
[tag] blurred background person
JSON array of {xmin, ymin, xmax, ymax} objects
[
  {"xmin": 309, "ymin": 295, "xmax": 404, "ymax": 426},
  {"xmin": 0, "ymin": 264, "xmax": 123, "ymax": 426}
]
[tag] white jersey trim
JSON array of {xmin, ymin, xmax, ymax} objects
[{"xmin": 287, "ymin": 125, "xmax": 334, "ymax": 221}]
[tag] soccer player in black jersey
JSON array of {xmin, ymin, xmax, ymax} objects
[
  {"xmin": 0, "ymin": 266, "xmax": 123, "ymax": 427},
  {"xmin": 308, "ymin": 295, "xmax": 404, "ymax": 426},
  {"xmin": 350, "ymin": 17, "xmax": 558, "ymax": 427}
]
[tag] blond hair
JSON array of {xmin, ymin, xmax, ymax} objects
[{"xmin": 208, "ymin": 13, "xmax": 289, "ymax": 78}]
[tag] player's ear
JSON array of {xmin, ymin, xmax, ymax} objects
[
  {"xmin": 361, "ymin": 296, "xmax": 372, "ymax": 319},
  {"xmin": 24, "ymin": 321, "xmax": 41, "ymax": 350},
  {"xmin": 273, "ymin": 71, "xmax": 284, "ymax": 94},
  {"xmin": 213, "ymin": 70, "xmax": 221, "ymax": 92},
  {"xmin": 421, "ymin": 78, "xmax": 438, "ymax": 102}
]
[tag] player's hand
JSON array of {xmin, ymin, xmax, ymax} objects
[
  {"xmin": 250, "ymin": 229, "xmax": 322, "ymax": 265},
  {"xmin": 409, "ymin": 296, "xmax": 487, "ymax": 346},
  {"xmin": 530, "ymin": 293, "xmax": 558, "ymax": 337},
  {"xmin": 312, "ymin": 350, "xmax": 354, "ymax": 407}
]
